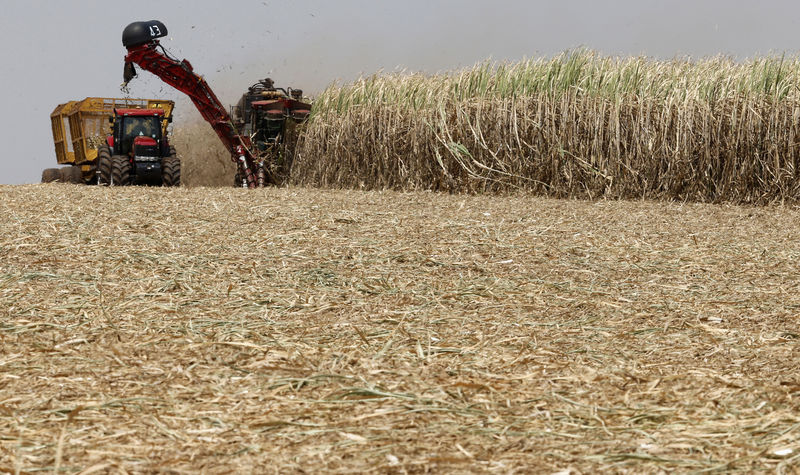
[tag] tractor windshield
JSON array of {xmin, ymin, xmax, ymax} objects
[
  {"xmin": 124, "ymin": 116, "xmax": 161, "ymax": 139},
  {"xmin": 118, "ymin": 116, "xmax": 162, "ymax": 155}
]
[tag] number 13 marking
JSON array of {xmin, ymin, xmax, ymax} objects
[{"xmin": 149, "ymin": 25, "xmax": 161, "ymax": 37}]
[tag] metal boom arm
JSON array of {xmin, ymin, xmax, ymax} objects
[{"xmin": 123, "ymin": 38, "xmax": 258, "ymax": 187}]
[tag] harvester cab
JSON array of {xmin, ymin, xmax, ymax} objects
[
  {"xmin": 232, "ymin": 78, "xmax": 281, "ymax": 133},
  {"xmin": 250, "ymin": 94, "xmax": 311, "ymax": 151},
  {"xmin": 233, "ymin": 78, "xmax": 311, "ymax": 151}
]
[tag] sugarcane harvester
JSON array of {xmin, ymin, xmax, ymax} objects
[{"xmin": 121, "ymin": 20, "xmax": 310, "ymax": 187}]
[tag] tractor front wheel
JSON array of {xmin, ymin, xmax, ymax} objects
[
  {"xmin": 110, "ymin": 155, "xmax": 132, "ymax": 186},
  {"xmin": 161, "ymin": 155, "xmax": 181, "ymax": 187}
]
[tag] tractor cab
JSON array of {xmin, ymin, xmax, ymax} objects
[{"xmin": 112, "ymin": 108, "xmax": 165, "ymax": 156}]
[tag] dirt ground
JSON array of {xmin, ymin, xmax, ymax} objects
[{"xmin": 1, "ymin": 184, "xmax": 800, "ymax": 473}]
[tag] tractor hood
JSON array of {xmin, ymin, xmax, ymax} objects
[{"xmin": 133, "ymin": 136, "xmax": 158, "ymax": 147}]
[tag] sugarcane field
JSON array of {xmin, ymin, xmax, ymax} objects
[{"xmin": 4, "ymin": 4, "xmax": 800, "ymax": 474}]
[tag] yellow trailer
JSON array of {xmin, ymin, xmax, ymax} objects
[{"xmin": 46, "ymin": 97, "xmax": 174, "ymax": 183}]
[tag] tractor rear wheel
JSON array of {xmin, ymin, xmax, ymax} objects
[
  {"xmin": 161, "ymin": 155, "xmax": 181, "ymax": 187},
  {"xmin": 41, "ymin": 168, "xmax": 60, "ymax": 183},
  {"xmin": 97, "ymin": 144, "xmax": 112, "ymax": 185},
  {"xmin": 110, "ymin": 155, "xmax": 132, "ymax": 186}
]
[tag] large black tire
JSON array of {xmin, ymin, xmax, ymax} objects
[
  {"xmin": 97, "ymin": 144, "xmax": 112, "ymax": 185},
  {"xmin": 161, "ymin": 155, "xmax": 181, "ymax": 187},
  {"xmin": 41, "ymin": 168, "xmax": 60, "ymax": 183},
  {"xmin": 60, "ymin": 166, "xmax": 83, "ymax": 184},
  {"xmin": 110, "ymin": 155, "xmax": 132, "ymax": 186}
]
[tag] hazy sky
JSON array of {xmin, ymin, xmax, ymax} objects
[{"xmin": 2, "ymin": 0, "xmax": 799, "ymax": 184}]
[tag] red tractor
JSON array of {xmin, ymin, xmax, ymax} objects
[
  {"xmin": 121, "ymin": 20, "xmax": 310, "ymax": 188},
  {"xmin": 96, "ymin": 107, "xmax": 180, "ymax": 186}
]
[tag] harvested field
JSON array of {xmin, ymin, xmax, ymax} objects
[{"xmin": 2, "ymin": 184, "xmax": 800, "ymax": 473}]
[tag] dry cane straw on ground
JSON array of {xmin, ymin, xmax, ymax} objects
[{"xmin": 1, "ymin": 184, "xmax": 800, "ymax": 472}]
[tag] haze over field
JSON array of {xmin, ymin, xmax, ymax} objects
[{"xmin": 1, "ymin": 0, "xmax": 799, "ymax": 184}]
